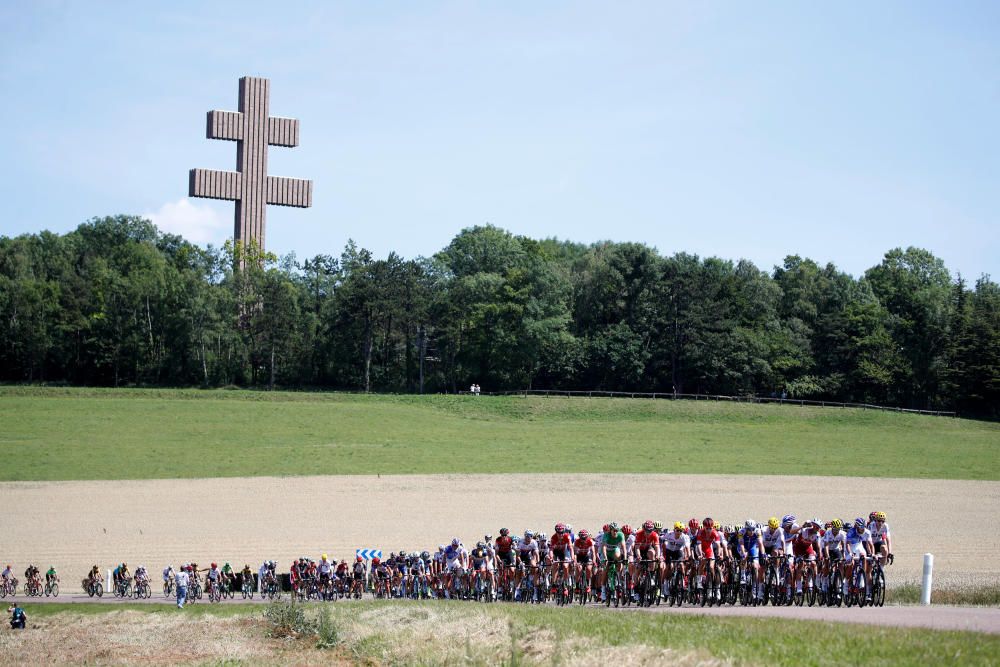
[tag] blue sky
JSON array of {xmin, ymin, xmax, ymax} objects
[{"xmin": 1, "ymin": 1, "xmax": 998, "ymax": 278}]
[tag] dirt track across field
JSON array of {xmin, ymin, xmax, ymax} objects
[{"xmin": 2, "ymin": 473, "xmax": 998, "ymax": 594}]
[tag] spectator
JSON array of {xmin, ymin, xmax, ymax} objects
[
  {"xmin": 8, "ymin": 605, "xmax": 25, "ymax": 629},
  {"xmin": 469, "ymin": 383, "xmax": 476, "ymax": 395},
  {"xmin": 175, "ymin": 566, "xmax": 189, "ymax": 609}
]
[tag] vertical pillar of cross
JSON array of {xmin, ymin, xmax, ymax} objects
[{"xmin": 236, "ymin": 77, "xmax": 269, "ymax": 251}]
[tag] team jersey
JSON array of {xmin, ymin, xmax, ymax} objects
[
  {"xmin": 470, "ymin": 548, "xmax": 489, "ymax": 566},
  {"xmin": 318, "ymin": 560, "xmax": 332, "ymax": 575},
  {"xmin": 603, "ymin": 530, "xmax": 626, "ymax": 556},
  {"xmin": 741, "ymin": 529, "xmax": 761, "ymax": 557},
  {"xmin": 782, "ymin": 523, "xmax": 799, "ymax": 551},
  {"xmin": 550, "ymin": 532, "xmax": 572, "ymax": 549},
  {"xmin": 868, "ymin": 521, "xmax": 891, "ymax": 543},
  {"xmin": 695, "ymin": 528, "xmax": 721, "ymax": 558},
  {"xmin": 822, "ymin": 529, "xmax": 847, "ymax": 553},
  {"xmin": 662, "ymin": 531, "xmax": 690, "ymax": 553},
  {"xmin": 496, "ymin": 536, "xmax": 514, "ymax": 554},
  {"xmin": 634, "ymin": 529, "xmax": 659, "ymax": 552},
  {"xmin": 444, "ymin": 544, "xmax": 467, "ymax": 563},
  {"xmin": 846, "ymin": 527, "xmax": 873, "ymax": 554},
  {"xmin": 517, "ymin": 539, "xmax": 539, "ymax": 560},
  {"xmin": 792, "ymin": 530, "xmax": 819, "ymax": 557},
  {"xmin": 761, "ymin": 527, "xmax": 784, "ymax": 550},
  {"xmin": 573, "ymin": 536, "xmax": 595, "ymax": 555}
]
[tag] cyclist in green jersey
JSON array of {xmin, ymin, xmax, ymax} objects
[{"xmin": 601, "ymin": 522, "xmax": 626, "ymax": 602}]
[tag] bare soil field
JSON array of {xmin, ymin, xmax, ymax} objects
[{"xmin": 2, "ymin": 474, "xmax": 997, "ymax": 593}]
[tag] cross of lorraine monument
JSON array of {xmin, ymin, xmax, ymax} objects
[{"xmin": 189, "ymin": 76, "xmax": 312, "ymax": 256}]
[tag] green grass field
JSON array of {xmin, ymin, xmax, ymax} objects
[
  {"xmin": 21, "ymin": 601, "xmax": 1000, "ymax": 666},
  {"xmin": 2, "ymin": 386, "xmax": 997, "ymax": 481}
]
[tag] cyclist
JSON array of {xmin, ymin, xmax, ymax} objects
[
  {"xmin": 443, "ymin": 538, "xmax": 468, "ymax": 599},
  {"xmin": 573, "ymin": 528, "xmax": 597, "ymax": 597},
  {"xmin": 822, "ymin": 518, "xmax": 847, "ymax": 598},
  {"xmin": 661, "ymin": 521, "xmax": 691, "ymax": 597},
  {"xmin": 633, "ymin": 520, "xmax": 661, "ymax": 594},
  {"xmin": 536, "ymin": 531, "xmax": 551, "ymax": 571},
  {"xmin": 24, "ymin": 564, "xmax": 40, "ymax": 589},
  {"xmin": 351, "ymin": 557, "xmax": 367, "ymax": 597},
  {"xmin": 206, "ymin": 563, "xmax": 222, "ymax": 598},
  {"xmin": 869, "ymin": 511, "xmax": 892, "ymax": 563},
  {"xmin": 87, "ymin": 564, "xmax": 103, "ymax": 592},
  {"xmin": 220, "ymin": 562, "xmax": 233, "ymax": 590},
  {"xmin": 45, "ymin": 565, "xmax": 58, "ymax": 588},
  {"xmin": 515, "ymin": 530, "xmax": 539, "ymax": 600},
  {"xmin": 695, "ymin": 518, "xmax": 722, "ymax": 600},
  {"xmin": 791, "ymin": 519, "xmax": 820, "ymax": 598},
  {"xmin": 240, "ymin": 564, "xmax": 254, "ymax": 593},
  {"xmin": 495, "ymin": 528, "xmax": 516, "ymax": 593},
  {"xmin": 483, "ymin": 534, "xmax": 498, "ymax": 593},
  {"xmin": 601, "ymin": 522, "xmax": 627, "ymax": 602},
  {"xmin": 469, "ymin": 542, "xmax": 491, "ymax": 598},
  {"xmin": 318, "ymin": 554, "xmax": 333, "ymax": 594},
  {"xmin": 113, "ymin": 563, "xmax": 130, "ymax": 594},
  {"xmin": 134, "ymin": 565, "xmax": 148, "ymax": 592},
  {"xmin": 845, "ymin": 517, "xmax": 875, "ymax": 602},
  {"xmin": 739, "ymin": 520, "xmax": 765, "ymax": 602},
  {"xmin": 762, "ymin": 517, "xmax": 785, "ymax": 558},
  {"xmin": 549, "ymin": 523, "xmax": 573, "ymax": 595}
]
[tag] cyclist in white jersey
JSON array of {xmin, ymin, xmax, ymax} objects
[
  {"xmin": 780, "ymin": 514, "xmax": 800, "ymax": 556},
  {"xmin": 761, "ymin": 517, "xmax": 785, "ymax": 557},
  {"xmin": 515, "ymin": 531, "xmax": 540, "ymax": 600},
  {"xmin": 483, "ymin": 534, "xmax": 497, "ymax": 592},
  {"xmin": 822, "ymin": 519, "xmax": 848, "ymax": 596},
  {"xmin": 868, "ymin": 512, "xmax": 892, "ymax": 562},
  {"xmin": 661, "ymin": 522, "xmax": 692, "ymax": 596},
  {"xmin": 845, "ymin": 518, "xmax": 875, "ymax": 601}
]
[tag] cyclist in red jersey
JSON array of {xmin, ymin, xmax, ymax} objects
[
  {"xmin": 573, "ymin": 529, "xmax": 597, "ymax": 595},
  {"xmin": 549, "ymin": 523, "xmax": 573, "ymax": 594},
  {"xmin": 791, "ymin": 519, "xmax": 820, "ymax": 598},
  {"xmin": 695, "ymin": 517, "xmax": 721, "ymax": 601},
  {"xmin": 633, "ymin": 520, "xmax": 662, "ymax": 583}
]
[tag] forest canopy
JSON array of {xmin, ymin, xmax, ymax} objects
[{"xmin": 1, "ymin": 215, "xmax": 997, "ymax": 417}]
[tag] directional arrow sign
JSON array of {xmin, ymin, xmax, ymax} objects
[{"xmin": 356, "ymin": 549, "xmax": 382, "ymax": 560}]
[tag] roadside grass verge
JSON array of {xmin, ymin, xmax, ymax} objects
[
  {"xmin": 890, "ymin": 583, "xmax": 1000, "ymax": 607},
  {"xmin": 10, "ymin": 600, "xmax": 1000, "ymax": 665},
  {"xmin": 2, "ymin": 387, "xmax": 997, "ymax": 481}
]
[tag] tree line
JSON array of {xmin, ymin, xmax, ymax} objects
[{"xmin": 0, "ymin": 215, "xmax": 997, "ymax": 417}]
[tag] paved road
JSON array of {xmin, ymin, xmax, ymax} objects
[{"xmin": 14, "ymin": 594, "xmax": 1000, "ymax": 634}]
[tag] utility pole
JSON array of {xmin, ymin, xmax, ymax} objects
[{"xmin": 418, "ymin": 325, "xmax": 426, "ymax": 395}]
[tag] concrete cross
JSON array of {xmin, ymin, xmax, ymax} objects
[{"xmin": 189, "ymin": 76, "xmax": 312, "ymax": 253}]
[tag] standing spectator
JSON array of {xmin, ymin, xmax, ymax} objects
[
  {"xmin": 175, "ymin": 566, "xmax": 189, "ymax": 609},
  {"xmin": 469, "ymin": 383, "xmax": 476, "ymax": 395},
  {"xmin": 474, "ymin": 384, "xmax": 481, "ymax": 396}
]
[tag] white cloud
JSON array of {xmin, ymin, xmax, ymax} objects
[{"xmin": 144, "ymin": 198, "xmax": 230, "ymax": 246}]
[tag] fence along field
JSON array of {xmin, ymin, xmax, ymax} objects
[{"xmin": 1, "ymin": 387, "xmax": 997, "ymax": 481}]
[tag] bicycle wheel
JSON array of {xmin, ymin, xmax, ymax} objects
[{"xmin": 873, "ymin": 567, "xmax": 886, "ymax": 607}]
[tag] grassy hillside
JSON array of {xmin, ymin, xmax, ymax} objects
[{"xmin": 1, "ymin": 386, "xmax": 997, "ymax": 481}]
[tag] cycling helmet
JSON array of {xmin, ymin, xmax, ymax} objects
[
  {"xmin": 565, "ymin": 524, "xmax": 573, "ymax": 533},
  {"xmin": 485, "ymin": 534, "xmax": 493, "ymax": 542},
  {"xmin": 744, "ymin": 519, "xmax": 755, "ymax": 530},
  {"xmin": 642, "ymin": 520, "xmax": 655, "ymax": 532},
  {"xmin": 421, "ymin": 551, "xmax": 430, "ymax": 559},
  {"xmin": 831, "ymin": 519, "xmax": 843, "ymax": 529},
  {"xmin": 703, "ymin": 517, "xmax": 714, "ymax": 528},
  {"xmin": 854, "ymin": 517, "xmax": 866, "ymax": 530},
  {"xmin": 322, "ymin": 553, "xmax": 328, "ymax": 560},
  {"xmin": 653, "ymin": 521, "xmax": 663, "ymax": 531},
  {"xmin": 869, "ymin": 511, "xmax": 878, "ymax": 522},
  {"xmin": 809, "ymin": 517, "xmax": 822, "ymax": 528},
  {"xmin": 579, "ymin": 529, "xmax": 589, "ymax": 539},
  {"xmin": 688, "ymin": 518, "xmax": 698, "ymax": 531},
  {"xmin": 622, "ymin": 524, "xmax": 633, "ymax": 536},
  {"xmin": 781, "ymin": 514, "xmax": 796, "ymax": 526},
  {"xmin": 500, "ymin": 528, "xmax": 509, "ymax": 536},
  {"xmin": 389, "ymin": 552, "xmax": 396, "ymax": 559},
  {"xmin": 555, "ymin": 522, "xmax": 566, "ymax": 534},
  {"xmin": 767, "ymin": 517, "xmax": 779, "ymax": 529},
  {"xmin": 451, "ymin": 537, "xmax": 460, "ymax": 547},
  {"xmin": 824, "ymin": 521, "xmax": 832, "ymax": 530},
  {"xmin": 476, "ymin": 541, "xmax": 485, "ymax": 549},
  {"xmin": 438, "ymin": 545, "xmax": 445, "ymax": 552},
  {"xmin": 602, "ymin": 524, "xmax": 610, "ymax": 533},
  {"xmin": 211, "ymin": 562, "xmax": 217, "ymax": 569},
  {"xmin": 609, "ymin": 522, "xmax": 619, "ymax": 532},
  {"xmin": 674, "ymin": 521, "xmax": 684, "ymax": 531},
  {"xmin": 875, "ymin": 511, "xmax": 887, "ymax": 522},
  {"xmin": 524, "ymin": 529, "xmax": 534, "ymax": 538},
  {"xmin": 372, "ymin": 557, "xmax": 380, "ymax": 565}
]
